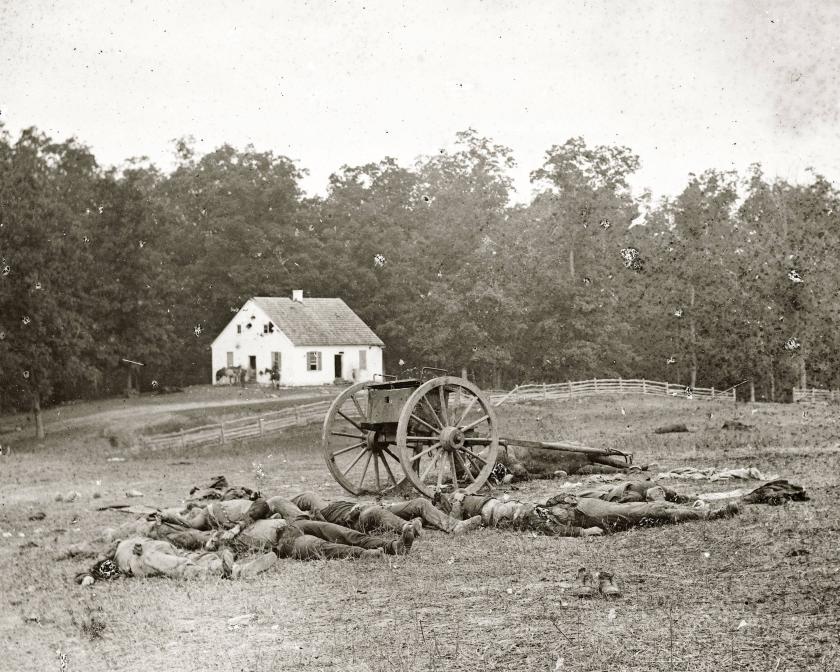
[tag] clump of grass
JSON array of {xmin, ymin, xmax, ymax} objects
[{"xmin": 70, "ymin": 602, "xmax": 107, "ymax": 641}]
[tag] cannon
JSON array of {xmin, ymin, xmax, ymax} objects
[{"xmin": 322, "ymin": 369, "xmax": 631, "ymax": 498}]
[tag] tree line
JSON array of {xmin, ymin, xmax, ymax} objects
[{"xmin": 2, "ymin": 124, "xmax": 838, "ymax": 436}]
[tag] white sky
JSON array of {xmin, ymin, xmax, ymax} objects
[{"xmin": 1, "ymin": 0, "xmax": 838, "ymax": 203}]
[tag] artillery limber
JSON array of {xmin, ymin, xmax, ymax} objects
[{"xmin": 322, "ymin": 369, "xmax": 631, "ymax": 497}]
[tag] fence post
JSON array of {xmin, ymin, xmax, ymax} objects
[
  {"xmin": 543, "ymin": 383, "xmax": 547, "ymax": 400},
  {"xmin": 179, "ymin": 429, "xmax": 185, "ymax": 449},
  {"xmin": 665, "ymin": 382, "xmax": 668, "ymax": 396},
  {"xmin": 811, "ymin": 388, "xmax": 815, "ymax": 403},
  {"xmin": 220, "ymin": 422, "xmax": 226, "ymax": 445},
  {"xmin": 568, "ymin": 380, "xmax": 572, "ymax": 399},
  {"xmin": 711, "ymin": 387, "xmax": 715, "ymax": 400},
  {"xmin": 619, "ymin": 377, "xmax": 623, "ymax": 392},
  {"xmin": 750, "ymin": 381, "xmax": 756, "ymax": 403},
  {"xmin": 642, "ymin": 379, "xmax": 647, "ymax": 394},
  {"xmin": 259, "ymin": 418, "xmax": 264, "ymax": 436},
  {"xmin": 593, "ymin": 378, "xmax": 598, "ymax": 392}
]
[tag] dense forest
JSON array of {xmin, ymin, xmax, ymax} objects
[{"xmin": 2, "ymin": 124, "xmax": 839, "ymax": 431}]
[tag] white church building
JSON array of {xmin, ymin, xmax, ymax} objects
[{"xmin": 211, "ymin": 292, "xmax": 384, "ymax": 386}]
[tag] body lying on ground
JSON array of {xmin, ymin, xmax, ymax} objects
[
  {"xmin": 65, "ymin": 501, "xmax": 417, "ymax": 579},
  {"xmin": 495, "ymin": 445, "xmax": 649, "ymax": 480},
  {"xmin": 212, "ymin": 517, "xmax": 416, "ymax": 560},
  {"xmin": 290, "ymin": 491, "xmax": 482, "ymax": 535},
  {"xmin": 573, "ymin": 481, "xmax": 691, "ymax": 504},
  {"xmin": 117, "ymin": 536, "xmax": 275, "ymax": 579},
  {"xmin": 448, "ymin": 489, "xmax": 740, "ymax": 536},
  {"xmin": 567, "ymin": 478, "xmax": 807, "ymax": 506},
  {"xmin": 74, "ymin": 536, "xmax": 276, "ymax": 584},
  {"xmin": 157, "ymin": 497, "xmax": 276, "ymax": 532}
]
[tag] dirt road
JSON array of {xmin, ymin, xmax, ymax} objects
[{"xmin": 2, "ymin": 386, "xmax": 335, "ymax": 436}]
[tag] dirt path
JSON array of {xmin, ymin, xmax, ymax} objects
[{"xmin": 8, "ymin": 388, "xmax": 334, "ymax": 435}]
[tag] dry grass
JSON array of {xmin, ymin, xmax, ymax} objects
[{"xmin": 1, "ymin": 394, "xmax": 839, "ymax": 671}]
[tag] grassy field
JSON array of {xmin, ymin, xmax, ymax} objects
[{"xmin": 1, "ymin": 393, "xmax": 838, "ymax": 672}]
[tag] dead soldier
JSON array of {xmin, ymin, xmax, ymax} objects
[
  {"xmin": 290, "ymin": 491, "xmax": 482, "ymax": 535},
  {"xmin": 207, "ymin": 516, "xmax": 418, "ymax": 560},
  {"xmin": 75, "ymin": 535, "xmax": 276, "ymax": 585},
  {"xmin": 449, "ymin": 489, "xmax": 739, "ymax": 536},
  {"xmin": 158, "ymin": 497, "xmax": 274, "ymax": 532}
]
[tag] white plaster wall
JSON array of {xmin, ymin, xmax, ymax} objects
[
  {"xmin": 211, "ymin": 300, "xmax": 296, "ymax": 385},
  {"xmin": 211, "ymin": 300, "xmax": 384, "ymax": 386},
  {"xmin": 286, "ymin": 344, "xmax": 384, "ymax": 385}
]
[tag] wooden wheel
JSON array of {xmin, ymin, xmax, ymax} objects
[
  {"xmin": 321, "ymin": 381, "xmax": 409, "ymax": 496},
  {"xmin": 396, "ymin": 376, "xmax": 498, "ymax": 497}
]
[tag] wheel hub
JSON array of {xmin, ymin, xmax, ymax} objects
[
  {"xmin": 365, "ymin": 430, "xmax": 379, "ymax": 451},
  {"xmin": 439, "ymin": 426, "xmax": 465, "ymax": 451}
]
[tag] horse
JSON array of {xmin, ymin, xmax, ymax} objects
[{"xmin": 215, "ymin": 366, "xmax": 244, "ymax": 385}]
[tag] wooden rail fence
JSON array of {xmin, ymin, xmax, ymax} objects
[
  {"xmin": 793, "ymin": 387, "xmax": 838, "ymax": 403},
  {"xmin": 140, "ymin": 377, "xmax": 738, "ymax": 451},
  {"xmin": 139, "ymin": 400, "xmax": 331, "ymax": 451},
  {"xmin": 490, "ymin": 378, "xmax": 735, "ymax": 406}
]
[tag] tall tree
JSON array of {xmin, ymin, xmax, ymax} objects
[
  {"xmin": 670, "ymin": 169, "xmax": 739, "ymax": 388},
  {"xmin": 0, "ymin": 128, "xmax": 101, "ymax": 436}
]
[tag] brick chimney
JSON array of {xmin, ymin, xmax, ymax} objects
[{"xmin": 292, "ymin": 289, "xmax": 304, "ymax": 303}]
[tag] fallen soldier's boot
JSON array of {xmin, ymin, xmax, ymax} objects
[
  {"xmin": 432, "ymin": 490, "xmax": 453, "ymax": 515},
  {"xmin": 410, "ymin": 517, "xmax": 423, "ymax": 538},
  {"xmin": 452, "ymin": 515, "xmax": 483, "ymax": 535},
  {"xmin": 709, "ymin": 502, "xmax": 740, "ymax": 519},
  {"xmin": 572, "ymin": 567, "xmax": 595, "ymax": 597},
  {"xmin": 597, "ymin": 571, "xmax": 621, "ymax": 598},
  {"xmin": 220, "ymin": 548, "xmax": 236, "ymax": 579},
  {"xmin": 392, "ymin": 523, "xmax": 416, "ymax": 555},
  {"xmin": 232, "ymin": 551, "xmax": 277, "ymax": 578}
]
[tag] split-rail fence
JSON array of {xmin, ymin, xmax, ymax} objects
[
  {"xmin": 792, "ymin": 387, "xmax": 839, "ymax": 403},
  {"xmin": 490, "ymin": 378, "xmax": 735, "ymax": 406},
  {"xmin": 140, "ymin": 377, "xmax": 740, "ymax": 451},
  {"xmin": 140, "ymin": 400, "xmax": 331, "ymax": 451}
]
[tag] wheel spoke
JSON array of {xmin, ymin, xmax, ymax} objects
[
  {"xmin": 341, "ymin": 446, "xmax": 368, "ymax": 476},
  {"xmin": 381, "ymin": 445, "xmax": 401, "ymax": 464},
  {"xmin": 455, "ymin": 394, "xmax": 478, "ymax": 426},
  {"xmin": 459, "ymin": 448, "xmax": 488, "ymax": 466},
  {"xmin": 461, "ymin": 414, "xmax": 489, "ymax": 433},
  {"xmin": 453, "ymin": 449, "xmax": 475, "ymax": 482},
  {"xmin": 357, "ymin": 450, "xmax": 373, "ymax": 490},
  {"xmin": 331, "ymin": 431, "xmax": 365, "ymax": 440},
  {"xmin": 420, "ymin": 450, "xmax": 441, "ymax": 482},
  {"xmin": 331, "ymin": 441, "xmax": 366, "ymax": 457},
  {"xmin": 380, "ymin": 451, "xmax": 399, "ymax": 487},
  {"xmin": 410, "ymin": 413, "xmax": 440, "ymax": 434},
  {"xmin": 438, "ymin": 386, "xmax": 449, "ymax": 426},
  {"xmin": 448, "ymin": 451, "xmax": 459, "ymax": 487},
  {"xmin": 421, "ymin": 394, "xmax": 444, "ymax": 429},
  {"xmin": 409, "ymin": 442, "xmax": 442, "ymax": 462},
  {"xmin": 350, "ymin": 394, "xmax": 365, "ymax": 420},
  {"xmin": 338, "ymin": 409, "xmax": 363, "ymax": 431}
]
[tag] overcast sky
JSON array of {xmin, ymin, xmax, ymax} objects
[{"xmin": 1, "ymin": 1, "xmax": 838, "ymax": 202}]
